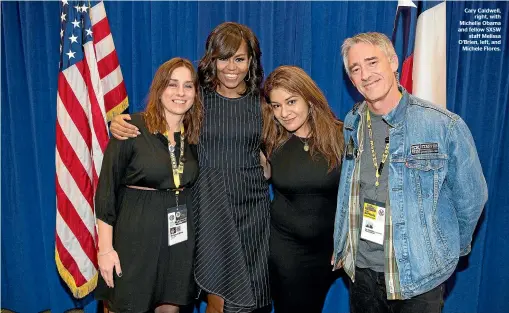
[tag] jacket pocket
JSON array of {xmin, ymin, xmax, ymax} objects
[
  {"xmin": 405, "ymin": 154, "xmax": 446, "ymax": 171},
  {"xmin": 405, "ymin": 153, "xmax": 449, "ymax": 269},
  {"xmin": 405, "ymin": 153, "xmax": 447, "ymax": 199}
]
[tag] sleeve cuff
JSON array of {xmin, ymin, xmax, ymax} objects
[{"xmin": 460, "ymin": 244, "xmax": 471, "ymax": 257}]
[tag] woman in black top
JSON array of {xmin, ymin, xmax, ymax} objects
[
  {"xmin": 110, "ymin": 23, "xmax": 271, "ymax": 313},
  {"xmin": 95, "ymin": 58, "xmax": 203, "ymax": 313},
  {"xmin": 261, "ymin": 66, "xmax": 345, "ymax": 313}
]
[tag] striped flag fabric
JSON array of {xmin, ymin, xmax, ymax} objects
[
  {"xmin": 392, "ymin": 0, "xmax": 446, "ymax": 108},
  {"xmin": 55, "ymin": 0, "xmax": 128, "ymax": 298}
]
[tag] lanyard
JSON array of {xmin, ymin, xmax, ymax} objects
[
  {"xmin": 163, "ymin": 124, "xmax": 185, "ymax": 205},
  {"xmin": 366, "ymin": 110, "xmax": 389, "ymax": 187}
]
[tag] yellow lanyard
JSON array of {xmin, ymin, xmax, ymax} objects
[
  {"xmin": 163, "ymin": 124, "xmax": 185, "ymax": 192},
  {"xmin": 366, "ymin": 110, "xmax": 390, "ymax": 187}
]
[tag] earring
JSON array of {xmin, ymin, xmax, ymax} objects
[
  {"xmin": 245, "ymin": 69, "xmax": 251, "ymax": 81},
  {"xmin": 395, "ymin": 71, "xmax": 400, "ymax": 86}
]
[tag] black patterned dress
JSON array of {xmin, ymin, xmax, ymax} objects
[{"xmin": 193, "ymin": 91, "xmax": 271, "ymax": 313}]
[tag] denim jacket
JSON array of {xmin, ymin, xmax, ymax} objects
[{"xmin": 333, "ymin": 88, "xmax": 488, "ymax": 299}]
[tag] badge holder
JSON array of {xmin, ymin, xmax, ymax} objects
[
  {"xmin": 168, "ymin": 204, "xmax": 188, "ymax": 246},
  {"xmin": 360, "ymin": 199, "xmax": 386, "ymax": 245},
  {"xmin": 165, "ymin": 124, "xmax": 188, "ymax": 246}
]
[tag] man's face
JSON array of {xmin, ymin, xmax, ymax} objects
[{"xmin": 347, "ymin": 42, "xmax": 398, "ymax": 104}]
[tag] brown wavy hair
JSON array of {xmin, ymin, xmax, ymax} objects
[
  {"xmin": 144, "ymin": 58, "xmax": 203, "ymax": 144},
  {"xmin": 198, "ymin": 22, "xmax": 263, "ymax": 95},
  {"xmin": 262, "ymin": 66, "xmax": 344, "ymax": 171}
]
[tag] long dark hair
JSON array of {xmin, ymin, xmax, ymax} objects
[
  {"xmin": 262, "ymin": 66, "xmax": 344, "ymax": 171},
  {"xmin": 198, "ymin": 22, "xmax": 263, "ymax": 95}
]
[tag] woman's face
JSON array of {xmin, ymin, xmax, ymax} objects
[
  {"xmin": 160, "ymin": 66, "xmax": 195, "ymax": 117},
  {"xmin": 269, "ymin": 87, "xmax": 311, "ymax": 137},
  {"xmin": 215, "ymin": 40, "xmax": 251, "ymax": 97}
]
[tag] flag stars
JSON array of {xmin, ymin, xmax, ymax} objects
[
  {"xmin": 61, "ymin": 0, "xmax": 68, "ymax": 6},
  {"xmin": 71, "ymin": 19, "xmax": 81, "ymax": 28},
  {"xmin": 69, "ymin": 33, "xmax": 78, "ymax": 44},
  {"xmin": 80, "ymin": 4, "xmax": 89, "ymax": 13},
  {"xmin": 60, "ymin": 12, "xmax": 66, "ymax": 22},
  {"xmin": 74, "ymin": 4, "xmax": 81, "ymax": 12},
  {"xmin": 60, "ymin": 28, "xmax": 64, "ymax": 38},
  {"xmin": 85, "ymin": 28, "xmax": 93, "ymax": 37},
  {"xmin": 66, "ymin": 50, "xmax": 76, "ymax": 59}
]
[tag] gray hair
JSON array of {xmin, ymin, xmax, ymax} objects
[{"xmin": 341, "ymin": 32, "xmax": 397, "ymax": 76}]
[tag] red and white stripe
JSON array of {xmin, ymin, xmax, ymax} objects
[
  {"xmin": 412, "ymin": 1, "xmax": 446, "ymax": 108},
  {"xmin": 396, "ymin": 0, "xmax": 446, "ymax": 108},
  {"xmin": 90, "ymin": 1, "xmax": 129, "ymax": 120},
  {"xmin": 55, "ymin": 1, "xmax": 128, "ymax": 298}
]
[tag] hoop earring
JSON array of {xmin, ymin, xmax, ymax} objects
[{"xmin": 245, "ymin": 69, "xmax": 251, "ymax": 81}]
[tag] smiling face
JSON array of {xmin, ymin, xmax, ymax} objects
[
  {"xmin": 215, "ymin": 40, "xmax": 251, "ymax": 97},
  {"xmin": 269, "ymin": 87, "xmax": 311, "ymax": 137},
  {"xmin": 160, "ymin": 66, "xmax": 195, "ymax": 118},
  {"xmin": 347, "ymin": 42, "xmax": 400, "ymax": 114}
]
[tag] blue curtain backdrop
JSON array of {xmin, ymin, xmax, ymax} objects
[{"xmin": 2, "ymin": 1, "xmax": 508, "ymax": 313}]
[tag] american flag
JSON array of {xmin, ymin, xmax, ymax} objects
[{"xmin": 55, "ymin": 0, "xmax": 128, "ymax": 298}]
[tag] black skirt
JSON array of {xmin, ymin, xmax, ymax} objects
[{"xmin": 95, "ymin": 187, "xmax": 196, "ymax": 313}]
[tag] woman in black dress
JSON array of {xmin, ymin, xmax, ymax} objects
[
  {"xmin": 193, "ymin": 22, "xmax": 271, "ymax": 313},
  {"xmin": 261, "ymin": 66, "xmax": 345, "ymax": 313},
  {"xmin": 95, "ymin": 58, "xmax": 203, "ymax": 313},
  {"xmin": 109, "ymin": 23, "xmax": 271, "ymax": 313}
]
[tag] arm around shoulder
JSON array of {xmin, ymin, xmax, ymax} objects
[{"xmin": 110, "ymin": 113, "xmax": 140, "ymax": 140}]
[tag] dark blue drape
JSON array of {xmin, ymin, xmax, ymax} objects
[
  {"xmin": 2, "ymin": 1, "xmax": 508, "ymax": 313},
  {"xmin": 446, "ymin": 2, "xmax": 509, "ymax": 313}
]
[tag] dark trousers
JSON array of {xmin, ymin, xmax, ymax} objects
[{"xmin": 350, "ymin": 267, "xmax": 444, "ymax": 313}]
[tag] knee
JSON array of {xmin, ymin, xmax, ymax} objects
[
  {"xmin": 154, "ymin": 304, "xmax": 180, "ymax": 313},
  {"xmin": 206, "ymin": 294, "xmax": 224, "ymax": 313}
]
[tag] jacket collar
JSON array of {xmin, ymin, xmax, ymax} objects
[
  {"xmin": 383, "ymin": 86, "xmax": 409, "ymax": 128},
  {"xmin": 344, "ymin": 86, "xmax": 409, "ymax": 131}
]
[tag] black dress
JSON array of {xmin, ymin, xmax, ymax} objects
[
  {"xmin": 95, "ymin": 113, "xmax": 198, "ymax": 313},
  {"xmin": 269, "ymin": 135, "xmax": 341, "ymax": 313},
  {"xmin": 193, "ymin": 91, "xmax": 271, "ymax": 313}
]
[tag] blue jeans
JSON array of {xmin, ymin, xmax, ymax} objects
[{"xmin": 350, "ymin": 267, "xmax": 444, "ymax": 313}]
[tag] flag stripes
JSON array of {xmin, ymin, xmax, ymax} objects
[{"xmin": 55, "ymin": 0, "xmax": 128, "ymax": 298}]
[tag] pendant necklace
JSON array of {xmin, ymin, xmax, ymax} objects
[{"xmin": 296, "ymin": 134, "xmax": 310, "ymax": 152}]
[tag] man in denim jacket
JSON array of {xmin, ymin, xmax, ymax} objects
[{"xmin": 332, "ymin": 32, "xmax": 488, "ymax": 313}]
